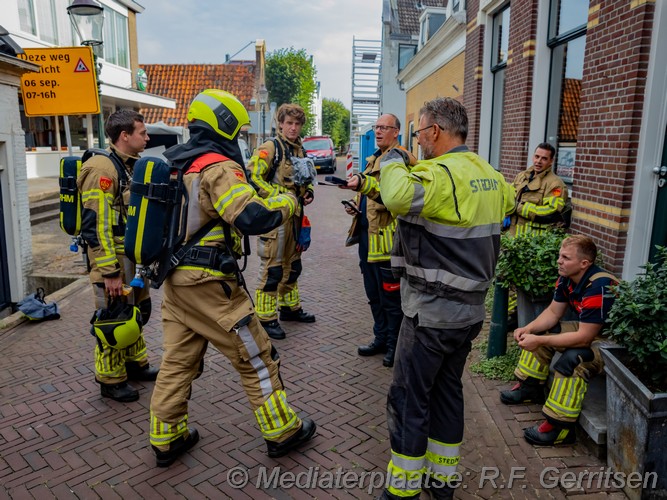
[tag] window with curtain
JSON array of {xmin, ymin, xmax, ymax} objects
[
  {"xmin": 489, "ymin": 4, "xmax": 510, "ymax": 170},
  {"xmin": 35, "ymin": 0, "xmax": 58, "ymax": 44},
  {"xmin": 103, "ymin": 8, "xmax": 129, "ymax": 68},
  {"xmin": 545, "ymin": 0, "xmax": 587, "ymax": 183},
  {"xmin": 18, "ymin": 0, "xmax": 37, "ymax": 35}
]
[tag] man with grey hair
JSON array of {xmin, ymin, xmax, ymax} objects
[
  {"xmin": 341, "ymin": 113, "xmax": 416, "ymax": 367},
  {"xmin": 376, "ymin": 97, "xmax": 514, "ymax": 499}
]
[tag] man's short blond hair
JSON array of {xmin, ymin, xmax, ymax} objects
[{"xmin": 562, "ymin": 235, "xmax": 597, "ymax": 262}]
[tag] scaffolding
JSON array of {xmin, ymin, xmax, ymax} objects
[{"xmin": 350, "ymin": 37, "xmax": 381, "ymax": 165}]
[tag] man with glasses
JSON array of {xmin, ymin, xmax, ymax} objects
[
  {"xmin": 341, "ymin": 114, "xmax": 416, "ymax": 367},
  {"xmin": 376, "ymin": 98, "xmax": 514, "ymax": 499}
]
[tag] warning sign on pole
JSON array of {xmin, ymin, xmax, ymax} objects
[{"xmin": 17, "ymin": 46, "xmax": 100, "ymax": 116}]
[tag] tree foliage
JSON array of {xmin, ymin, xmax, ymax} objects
[
  {"xmin": 265, "ymin": 47, "xmax": 317, "ymax": 136},
  {"xmin": 322, "ymin": 98, "xmax": 350, "ymax": 151}
]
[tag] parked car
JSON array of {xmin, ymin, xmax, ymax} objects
[{"xmin": 302, "ymin": 136, "xmax": 336, "ymax": 173}]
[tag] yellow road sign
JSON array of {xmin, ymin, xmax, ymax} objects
[{"xmin": 17, "ymin": 46, "xmax": 100, "ymax": 116}]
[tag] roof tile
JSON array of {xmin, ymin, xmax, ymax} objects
[{"xmin": 139, "ymin": 62, "xmax": 256, "ymax": 126}]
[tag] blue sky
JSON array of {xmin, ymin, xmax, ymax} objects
[{"xmin": 136, "ymin": 0, "xmax": 383, "ymax": 108}]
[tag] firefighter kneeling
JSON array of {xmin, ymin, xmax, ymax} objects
[
  {"xmin": 500, "ymin": 235, "xmax": 618, "ymax": 446},
  {"xmin": 148, "ymin": 89, "xmax": 316, "ymax": 467}
]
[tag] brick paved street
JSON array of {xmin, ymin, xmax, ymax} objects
[{"xmin": 1, "ymin": 168, "xmax": 626, "ymax": 499}]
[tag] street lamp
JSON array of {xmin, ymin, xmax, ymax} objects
[
  {"xmin": 67, "ymin": 0, "xmax": 105, "ymax": 148},
  {"xmin": 259, "ymin": 84, "xmax": 269, "ymax": 143}
]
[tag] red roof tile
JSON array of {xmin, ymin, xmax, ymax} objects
[
  {"xmin": 139, "ymin": 62, "xmax": 256, "ymax": 126},
  {"xmin": 559, "ymin": 78, "xmax": 581, "ymax": 142}
]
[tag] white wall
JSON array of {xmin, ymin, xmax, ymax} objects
[{"xmin": 0, "ymin": 81, "xmax": 32, "ymax": 302}]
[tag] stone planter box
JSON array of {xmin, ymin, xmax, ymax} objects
[
  {"xmin": 515, "ymin": 289, "xmax": 551, "ymax": 327},
  {"xmin": 600, "ymin": 347, "xmax": 667, "ymax": 500}
]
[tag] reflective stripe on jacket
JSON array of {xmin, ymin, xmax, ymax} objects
[
  {"xmin": 169, "ymin": 157, "xmax": 296, "ymax": 286},
  {"xmin": 78, "ymin": 145, "xmax": 133, "ymax": 278},
  {"xmin": 351, "ymin": 143, "xmax": 416, "ymax": 262},
  {"xmin": 380, "ymin": 150, "xmax": 515, "ymax": 305},
  {"xmin": 510, "ymin": 165, "xmax": 567, "ymax": 236}
]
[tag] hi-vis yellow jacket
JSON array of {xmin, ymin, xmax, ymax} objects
[
  {"xmin": 348, "ymin": 142, "xmax": 417, "ymax": 262},
  {"xmin": 380, "ymin": 148, "xmax": 515, "ymax": 306}
]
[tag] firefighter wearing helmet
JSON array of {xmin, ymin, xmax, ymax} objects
[
  {"xmin": 248, "ymin": 103, "xmax": 316, "ymax": 340},
  {"xmin": 148, "ymin": 89, "xmax": 316, "ymax": 466},
  {"xmin": 77, "ymin": 109, "xmax": 160, "ymax": 403}
]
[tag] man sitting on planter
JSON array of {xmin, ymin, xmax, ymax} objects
[{"xmin": 500, "ymin": 235, "xmax": 618, "ymax": 446}]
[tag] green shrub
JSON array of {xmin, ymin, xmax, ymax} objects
[
  {"xmin": 607, "ymin": 246, "xmax": 667, "ymax": 390},
  {"xmin": 470, "ymin": 342, "xmax": 521, "ymax": 382},
  {"xmin": 495, "ymin": 230, "xmax": 566, "ymax": 298}
]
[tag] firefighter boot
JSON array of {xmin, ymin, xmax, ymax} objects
[
  {"xmin": 126, "ymin": 361, "xmax": 160, "ymax": 381},
  {"xmin": 100, "ymin": 381, "xmax": 139, "ymax": 402},
  {"xmin": 524, "ymin": 420, "xmax": 576, "ymax": 446},
  {"xmin": 382, "ymin": 347, "xmax": 396, "ymax": 367},
  {"xmin": 265, "ymin": 418, "xmax": 317, "ymax": 458},
  {"xmin": 152, "ymin": 427, "xmax": 200, "ymax": 467},
  {"xmin": 424, "ymin": 478, "xmax": 455, "ymax": 500},
  {"xmin": 500, "ymin": 377, "xmax": 546, "ymax": 405},
  {"xmin": 383, "ymin": 329, "xmax": 399, "ymax": 367},
  {"xmin": 261, "ymin": 320, "xmax": 286, "ymax": 340},
  {"xmin": 358, "ymin": 339, "xmax": 388, "ymax": 357},
  {"xmin": 279, "ymin": 307, "xmax": 316, "ymax": 323}
]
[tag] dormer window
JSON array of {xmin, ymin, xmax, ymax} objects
[{"xmin": 418, "ymin": 7, "xmax": 448, "ymax": 48}]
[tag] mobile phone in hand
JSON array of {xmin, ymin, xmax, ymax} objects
[
  {"xmin": 325, "ymin": 175, "xmax": 349, "ymax": 186},
  {"xmin": 341, "ymin": 199, "xmax": 361, "ymax": 215}
]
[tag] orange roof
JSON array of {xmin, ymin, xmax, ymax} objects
[
  {"xmin": 139, "ymin": 63, "xmax": 256, "ymax": 126},
  {"xmin": 559, "ymin": 78, "xmax": 581, "ymax": 142}
]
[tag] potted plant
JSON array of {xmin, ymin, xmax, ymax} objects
[
  {"xmin": 495, "ymin": 230, "xmax": 566, "ymax": 325},
  {"xmin": 601, "ymin": 246, "xmax": 667, "ymax": 500}
]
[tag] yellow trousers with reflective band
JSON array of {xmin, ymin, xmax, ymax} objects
[
  {"xmin": 150, "ymin": 278, "xmax": 302, "ymax": 449},
  {"xmin": 515, "ymin": 323, "xmax": 604, "ymax": 424},
  {"xmin": 89, "ymin": 254, "xmax": 151, "ymax": 385},
  {"xmin": 255, "ymin": 220, "xmax": 302, "ymax": 321}
]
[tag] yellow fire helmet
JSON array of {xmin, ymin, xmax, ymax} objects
[
  {"xmin": 91, "ymin": 302, "xmax": 143, "ymax": 349},
  {"xmin": 187, "ymin": 89, "xmax": 250, "ymax": 140}
]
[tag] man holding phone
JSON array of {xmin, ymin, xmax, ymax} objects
[{"xmin": 341, "ymin": 114, "xmax": 416, "ymax": 367}]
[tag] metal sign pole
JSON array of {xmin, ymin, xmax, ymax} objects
[{"xmin": 63, "ymin": 115, "xmax": 73, "ymax": 156}]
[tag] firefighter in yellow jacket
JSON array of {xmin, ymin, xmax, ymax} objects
[
  {"xmin": 149, "ymin": 90, "xmax": 316, "ymax": 467},
  {"xmin": 248, "ymin": 103, "xmax": 316, "ymax": 340},
  {"xmin": 77, "ymin": 109, "xmax": 159, "ymax": 403},
  {"xmin": 342, "ymin": 113, "xmax": 416, "ymax": 367},
  {"xmin": 377, "ymin": 98, "xmax": 514, "ymax": 499},
  {"xmin": 510, "ymin": 143, "xmax": 568, "ymax": 236}
]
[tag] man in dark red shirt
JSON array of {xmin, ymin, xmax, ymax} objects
[{"xmin": 500, "ymin": 235, "xmax": 617, "ymax": 446}]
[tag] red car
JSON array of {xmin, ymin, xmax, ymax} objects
[{"xmin": 302, "ymin": 136, "xmax": 336, "ymax": 174}]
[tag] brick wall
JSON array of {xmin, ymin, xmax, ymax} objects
[
  {"xmin": 500, "ymin": 0, "xmax": 538, "ymax": 181},
  {"xmin": 405, "ymin": 52, "xmax": 466, "ymax": 152},
  {"xmin": 572, "ymin": 0, "xmax": 655, "ymax": 274},
  {"xmin": 463, "ymin": 0, "xmax": 484, "ymax": 152}
]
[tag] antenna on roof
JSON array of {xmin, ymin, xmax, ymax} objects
[{"xmin": 224, "ymin": 41, "xmax": 255, "ymax": 64}]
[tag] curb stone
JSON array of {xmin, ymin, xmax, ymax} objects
[{"xmin": 0, "ymin": 276, "xmax": 88, "ymax": 332}]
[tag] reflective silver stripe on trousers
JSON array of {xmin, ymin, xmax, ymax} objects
[{"xmin": 236, "ymin": 323, "xmax": 274, "ymax": 398}]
